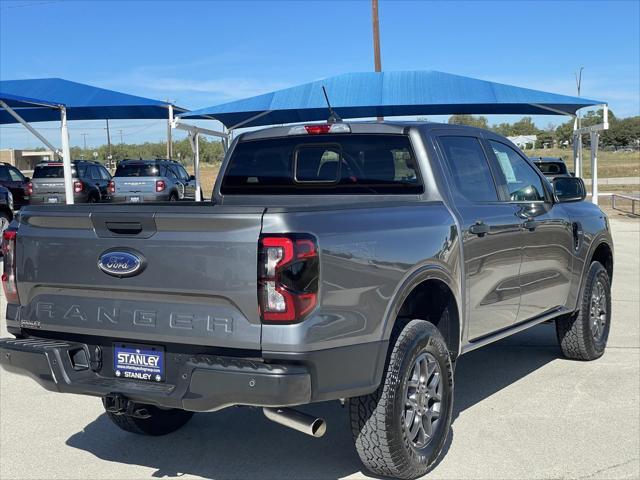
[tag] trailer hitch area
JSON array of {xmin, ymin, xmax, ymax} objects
[{"xmin": 102, "ymin": 393, "xmax": 151, "ymax": 419}]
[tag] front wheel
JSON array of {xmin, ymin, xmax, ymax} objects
[
  {"xmin": 556, "ymin": 261, "xmax": 611, "ymax": 360},
  {"xmin": 350, "ymin": 320, "xmax": 454, "ymax": 479},
  {"xmin": 104, "ymin": 402, "xmax": 194, "ymax": 436}
]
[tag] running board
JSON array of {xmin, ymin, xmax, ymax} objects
[{"xmin": 461, "ymin": 307, "xmax": 571, "ymax": 355}]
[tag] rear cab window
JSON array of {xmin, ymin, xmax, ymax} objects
[
  {"xmin": 438, "ymin": 136, "xmax": 499, "ymax": 202},
  {"xmin": 33, "ymin": 164, "xmax": 78, "ymax": 178},
  {"xmin": 221, "ymin": 134, "xmax": 422, "ymax": 195},
  {"xmin": 115, "ymin": 163, "xmax": 159, "ymax": 177}
]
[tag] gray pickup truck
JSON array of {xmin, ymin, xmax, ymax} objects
[{"xmin": 0, "ymin": 122, "xmax": 613, "ymax": 479}]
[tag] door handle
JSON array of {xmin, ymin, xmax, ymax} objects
[
  {"xmin": 469, "ymin": 221, "xmax": 490, "ymax": 237},
  {"xmin": 522, "ymin": 218, "xmax": 539, "ymax": 231}
]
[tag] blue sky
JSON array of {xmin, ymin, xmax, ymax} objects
[{"xmin": 1, "ymin": 0, "xmax": 638, "ymax": 149}]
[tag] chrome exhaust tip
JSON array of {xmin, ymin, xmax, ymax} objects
[{"xmin": 263, "ymin": 407, "xmax": 327, "ymax": 438}]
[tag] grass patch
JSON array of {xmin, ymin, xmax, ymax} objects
[{"xmin": 528, "ymin": 148, "xmax": 640, "ymax": 179}]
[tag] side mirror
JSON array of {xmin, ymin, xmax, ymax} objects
[
  {"xmin": 189, "ymin": 175, "xmax": 196, "ymax": 181},
  {"xmin": 553, "ymin": 177, "xmax": 586, "ymax": 202},
  {"xmin": 24, "ymin": 177, "xmax": 31, "ymax": 182}
]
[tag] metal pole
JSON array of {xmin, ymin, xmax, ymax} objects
[
  {"xmin": 167, "ymin": 104, "xmax": 174, "ymax": 159},
  {"xmin": 194, "ymin": 133, "xmax": 201, "ymax": 201},
  {"xmin": 372, "ymin": 0, "xmax": 383, "ymax": 122},
  {"xmin": 590, "ymin": 131, "xmax": 599, "ymax": 205},
  {"xmin": 575, "ymin": 68, "xmax": 584, "ymax": 178},
  {"xmin": 106, "ymin": 119, "xmax": 112, "ymax": 152},
  {"xmin": 60, "ymin": 106, "xmax": 74, "ymax": 205},
  {"xmin": 0, "ymin": 99, "xmax": 62, "ymax": 158},
  {"xmin": 187, "ymin": 131, "xmax": 202, "ymax": 202}
]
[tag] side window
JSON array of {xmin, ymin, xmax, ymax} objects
[
  {"xmin": 163, "ymin": 165, "xmax": 177, "ymax": 179},
  {"xmin": 0, "ymin": 166, "xmax": 11, "ymax": 181},
  {"xmin": 176, "ymin": 165, "xmax": 190, "ymax": 180},
  {"xmin": 76, "ymin": 165, "xmax": 88, "ymax": 178},
  {"xmin": 439, "ymin": 136, "xmax": 498, "ymax": 202},
  {"xmin": 99, "ymin": 167, "xmax": 111, "ymax": 180},
  {"xmin": 489, "ymin": 141, "xmax": 547, "ymax": 202},
  {"xmin": 8, "ymin": 167, "xmax": 24, "ymax": 182}
]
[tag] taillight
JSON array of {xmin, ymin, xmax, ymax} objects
[
  {"xmin": 258, "ymin": 234, "xmax": 319, "ymax": 323},
  {"xmin": 26, "ymin": 182, "xmax": 33, "ymax": 196},
  {"xmin": 73, "ymin": 180, "xmax": 83, "ymax": 193},
  {"xmin": 2, "ymin": 229, "xmax": 19, "ymax": 304},
  {"xmin": 156, "ymin": 180, "xmax": 166, "ymax": 192},
  {"xmin": 108, "ymin": 180, "xmax": 116, "ymax": 194}
]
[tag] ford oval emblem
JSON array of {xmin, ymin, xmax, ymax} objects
[{"xmin": 98, "ymin": 250, "xmax": 145, "ymax": 277}]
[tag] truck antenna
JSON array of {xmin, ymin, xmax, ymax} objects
[{"xmin": 322, "ymin": 86, "xmax": 342, "ymax": 124}]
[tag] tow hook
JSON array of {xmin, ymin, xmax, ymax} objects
[{"xmin": 102, "ymin": 393, "xmax": 151, "ymax": 419}]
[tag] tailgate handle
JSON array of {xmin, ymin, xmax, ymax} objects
[{"xmin": 106, "ymin": 222, "xmax": 143, "ymax": 235}]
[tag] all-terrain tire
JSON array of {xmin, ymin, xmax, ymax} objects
[
  {"xmin": 104, "ymin": 404, "xmax": 194, "ymax": 436},
  {"xmin": 350, "ymin": 319, "xmax": 454, "ymax": 479},
  {"xmin": 556, "ymin": 261, "xmax": 611, "ymax": 360}
]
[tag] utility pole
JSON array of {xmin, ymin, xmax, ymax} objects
[
  {"xmin": 372, "ymin": 0, "xmax": 383, "ymax": 121},
  {"xmin": 81, "ymin": 133, "xmax": 89, "ymax": 151},
  {"xmin": 118, "ymin": 129, "xmax": 124, "ymax": 144},
  {"xmin": 105, "ymin": 119, "xmax": 112, "ymax": 167}
]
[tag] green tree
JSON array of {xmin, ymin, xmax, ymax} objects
[
  {"xmin": 510, "ymin": 117, "xmax": 538, "ymax": 135},
  {"xmin": 448, "ymin": 114, "xmax": 489, "ymax": 129}
]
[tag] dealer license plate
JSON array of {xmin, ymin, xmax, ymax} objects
[{"xmin": 114, "ymin": 343, "xmax": 164, "ymax": 382}]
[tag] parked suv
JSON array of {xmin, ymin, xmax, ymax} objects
[
  {"xmin": 0, "ymin": 185, "xmax": 13, "ymax": 233},
  {"xmin": 28, "ymin": 160, "xmax": 112, "ymax": 204},
  {"xmin": 109, "ymin": 159, "xmax": 197, "ymax": 203},
  {"xmin": 0, "ymin": 162, "xmax": 30, "ymax": 208}
]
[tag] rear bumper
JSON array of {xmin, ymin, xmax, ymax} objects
[
  {"xmin": 0, "ymin": 337, "xmax": 311, "ymax": 412},
  {"xmin": 29, "ymin": 192, "xmax": 90, "ymax": 204},
  {"xmin": 109, "ymin": 193, "xmax": 171, "ymax": 203}
]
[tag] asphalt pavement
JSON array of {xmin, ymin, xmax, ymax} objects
[{"xmin": 1, "ymin": 218, "xmax": 638, "ymax": 480}]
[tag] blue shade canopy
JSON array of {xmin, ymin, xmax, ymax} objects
[
  {"xmin": 181, "ymin": 71, "xmax": 605, "ymax": 128},
  {"xmin": 0, "ymin": 78, "xmax": 195, "ymax": 124}
]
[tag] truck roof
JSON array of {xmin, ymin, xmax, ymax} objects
[{"xmin": 238, "ymin": 120, "xmax": 492, "ymax": 141}]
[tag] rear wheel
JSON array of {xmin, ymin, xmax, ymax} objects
[
  {"xmin": 556, "ymin": 261, "xmax": 611, "ymax": 360},
  {"xmin": 350, "ymin": 320, "xmax": 454, "ymax": 479},
  {"xmin": 103, "ymin": 403, "xmax": 194, "ymax": 436}
]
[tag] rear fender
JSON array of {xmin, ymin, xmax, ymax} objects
[{"xmin": 381, "ymin": 263, "xmax": 462, "ymax": 354}]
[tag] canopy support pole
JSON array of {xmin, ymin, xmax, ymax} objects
[
  {"xmin": 187, "ymin": 131, "xmax": 202, "ymax": 202},
  {"xmin": 60, "ymin": 106, "xmax": 74, "ymax": 205},
  {"xmin": 228, "ymin": 110, "xmax": 272, "ymax": 131},
  {"xmin": 573, "ymin": 116, "xmax": 583, "ymax": 178},
  {"xmin": 0, "ymin": 99, "xmax": 61, "ymax": 158},
  {"xmin": 172, "ymin": 119, "xmax": 228, "ymax": 202},
  {"xmin": 572, "ymin": 104, "xmax": 608, "ymax": 205},
  {"xmin": 590, "ymin": 131, "xmax": 599, "ymax": 205},
  {"xmin": 167, "ymin": 104, "xmax": 173, "ymax": 160}
]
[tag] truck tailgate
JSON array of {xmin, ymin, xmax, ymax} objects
[
  {"xmin": 13, "ymin": 205, "xmax": 264, "ymax": 350},
  {"xmin": 112, "ymin": 177, "xmax": 157, "ymax": 194}
]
